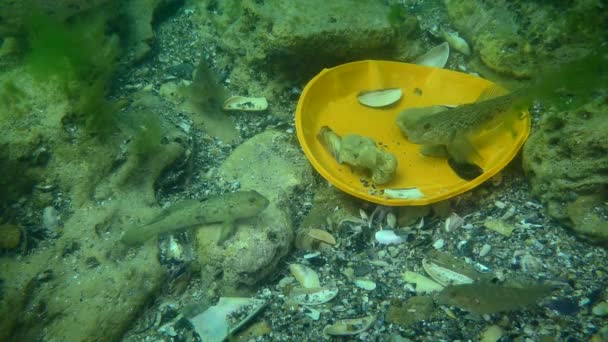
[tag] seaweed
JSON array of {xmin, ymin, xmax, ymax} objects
[
  {"xmin": 387, "ymin": 4, "xmax": 408, "ymax": 27},
  {"xmin": 22, "ymin": 8, "xmax": 122, "ymax": 138}
]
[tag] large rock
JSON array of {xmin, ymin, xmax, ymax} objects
[
  {"xmin": 196, "ymin": 130, "xmax": 313, "ymax": 293},
  {"xmin": 0, "ymin": 199, "xmax": 165, "ymax": 341},
  {"xmin": 198, "ymin": 0, "xmax": 417, "ymax": 77},
  {"xmin": 523, "ymin": 98, "xmax": 608, "ymax": 242}
]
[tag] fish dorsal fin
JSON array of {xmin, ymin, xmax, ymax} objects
[{"xmin": 476, "ymin": 84, "xmax": 510, "ymax": 102}]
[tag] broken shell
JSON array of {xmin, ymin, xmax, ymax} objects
[
  {"xmin": 422, "ymin": 258, "xmax": 474, "ymax": 286},
  {"xmin": 289, "ymin": 264, "xmax": 321, "ymax": 288},
  {"xmin": 402, "ymin": 271, "xmax": 444, "ymax": 293},
  {"xmin": 414, "ymin": 42, "xmax": 450, "ymax": 68},
  {"xmin": 290, "ymin": 287, "xmax": 339, "ymax": 305},
  {"xmin": 323, "ymin": 315, "xmax": 375, "ymax": 336},
  {"xmin": 295, "ymin": 228, "xmax": 336, "ymax": 251},
  {"xmin": 383, "ymin": 188, "xmax": 424, "ymax": 199},
  {"xmin": 386, "ymin": 212, "xmax": 397, "ymax": 229},
  {"xmin": 441, "ymin": 30, "xmax": 471, "ymax": 56},
  {"xmin": 375, "ymin": 229, "xmax": 407, "ymax": 245},
  {"xmin": 188, "ymin": 297, "xmax": 266, "ymax": 342},
  {"xmin": 357, "ymin": 88, "xmax": 402, "ymax": 108},
  {"xmin": 222, "ymin": 96, "xmax": 268, "ymax": 111},
  {"xmin": 444, "ymin": 212, "xmax": 464, "ymax": 232},
  {"xmin": 484, "ymin": 219, "xmax": 516, "ymax": 237},
  {"xmin": 354, "ymin": 279, "xmax": 377, "ymax": 291},
  {"xmin": 317, "ymin": 126, "xmax": 342, "ymax": 161}
]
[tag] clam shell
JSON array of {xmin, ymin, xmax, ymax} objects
[
  {"xmin": 323, "ymin": 315, "xmax": 375, "ymax": 336},
  {"xmin": 290, "ymin": 287, "xmax": 339, "ymax": 305},
  {"xmin": 414, "ymin": 42, "xmax": 450, "ymax": 68},
  {"xmin": 289, "ymin": 263, "xmax": 321, "ymax": 288},
  {"xmin": 295, "ymin": 228, "xmax": 336, "ymax": 251},
  {"xmin": 222, "ymin": 96, "xmax": 268, "ymax": 111},
  {"xmin": 383, "ymin": 188, "xmax": 424, "ymax": 199},
  {"xmin": 402, "ymin": 271, "xmax": 444, "ymax": 293},
  {"xmin": 422, "ymin": 258, "xmax": 474, "ymax": 286},
  {"xmin": 357, "ymin": 88, "xmax": 402, "ymax": 107}
]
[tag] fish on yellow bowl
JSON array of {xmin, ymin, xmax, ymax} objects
[{"xmin": 295, "ymin": 60, "xmax": 530, "ymax": 206}]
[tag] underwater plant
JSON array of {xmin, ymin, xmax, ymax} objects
[{"xmin": 22, "ymin": 8, "xmax": 122, "ymax": 138}]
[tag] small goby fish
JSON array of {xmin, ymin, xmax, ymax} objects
[
  {"xmin": 121, "ymin": 190, "xmax": 269, "ymax": 246},
  {"xmin": 396, "ymin": 88, "xmax": 525, "ymax": 166},
  {"xmin": 436, "ymin": 282, "xmax": 553, "ymax": 314}
]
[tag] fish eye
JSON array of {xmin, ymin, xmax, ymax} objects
[{"xmin": 423, "ymin": 123, "xmax": 431, "ymax": 130}]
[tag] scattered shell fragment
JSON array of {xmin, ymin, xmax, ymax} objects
[
  {"xmin": 386, "ymin": 212, "xmax": 397, "ymax": 228},
  {"xmin": 444, "ymin": 213, "xmax": 464, "ymax": 232},
  {"xmin": 375, "ymin": 229, "xmax": 407, "ymax": 245},
  {"xmin": 222, "ymin": 96, "xmax": 268, "ymax": 111},
  {"xmin": 317, "ymin": 126, "xmax": 341, "ymax": 160},
  {"xmin": 188, "ymin": 297, "xmax": 266, "ymax": 342},
  {"xmin": 289, "ymin": 264, "xmax": 321, "ymax": 288},
  {"xmin": 422, "ymin": 258, "xmax": 474, "ymax": 286},
  {"xmin": 295, "ymin": 228, "xmax": 336, "ymax": 251},
  {"xmin": 42, "ymin": 206, "xmax": 60, "ymax": 236},
  {"xmin": 432, "ymin": 239, "xmax": 445, "ymax": 250},
  {"xmin": 402, "ymin": 271, "xmax": 444, "ymax": 293},
  {"xmin": 414, "ymin": 42, "xmax": 450, "ymax": 68},
  {"xmin": 479, "ymin": 244, "xmax": 492, "ymax": 257},
  {"xmin": 357, "ymin": 88, "xmax": 402, "ymax": 108},
  {"xmin": 354, "ymin": 279, "xmax": 377, "ymax": 291},
  {"xmin": 480, "ymin": 324, "xmax": 505, "ymax": 342},
  {"xmin": 323, "ymin": 315, "xmax": 375, "ymax": 336},
  {"xmin": 484, "ymin": 219, "xmax": 516, "ymax": 237},
  {"xmin": 290, "ymin": 287, "xmax": 339, "ymax": 306},
  {"xmin": 441, "ymin": 30, "xmax": 471, "ymax": 55},
  {"xmin": 383, "ymin": 188, "xmax": 424, "ymax": 199}
]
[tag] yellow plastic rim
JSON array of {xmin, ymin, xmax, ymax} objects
[{"xmin": 295, "ymin": 60, "xmax": 530, "ymax": 206}]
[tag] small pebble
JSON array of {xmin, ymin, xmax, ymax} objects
[
  {"xmin": 592, "ymin": 301, "xmax": 608, "ymax": 316},
  {"xmin": 479, "ymin": 244, "xmax": 492, "ymax": 257},
  {"xmin": 432, "ymin": 239, "xmax": 445, "ymax": 250}
]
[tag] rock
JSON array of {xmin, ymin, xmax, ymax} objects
[
  {"xmin": 0, "ymin": 199, "xmax": 164, "ymax": 341},
  {"xmin": 566, "ymin": 195, "xmax": 608, "ymax": 242},
  {"xmin": 196, "ymin": 130, "xmax": 313, "ymax": 293},
  {"xmin": 523, "ymin": 98, "xmax": 608, "ymax": 242},
  {"xmin": 197, "ymin": 0, "xmax": 417, "ymax": 77},
  {"xmin": 0, "ymin": 0, "xmax": 111, "ymax": 35},
  {"xmin": 0, "ymin": 224, "xmax": 21, "ymax": 250},
  {"xmin": 122, "ymin": 0, "xmax": 183, "ymax": 62}
]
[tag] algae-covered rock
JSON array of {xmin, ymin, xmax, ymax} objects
[
  {"xmin": 0, "ymin": 199, "xmax": 165, "ymax": 341},
  {"xmin": 197, "ymin": 0, "xmax": 416, "ymax": 75},
  {"xmin": 444, "ymin": 0, "xmax": 603, "ymax": 78},
  {"xmin": 523, "ymin": 98, "xmax": 608, "ymax": 242},
  {"xmin": 196, "ymin": 130, "xmax": 313, "ymax": 293}
]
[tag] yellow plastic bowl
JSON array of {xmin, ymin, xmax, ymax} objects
[{"xmin": 295, "ymin": 60, "xmax": 530, "ymax": 206}]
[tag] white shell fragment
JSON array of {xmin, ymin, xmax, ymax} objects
[
  {"xmin": 354, "ymin": 279, "xmax": 377, "ymax": 291},
  {"xmin": 402, "ymin": 271, "xmax": 444, "ymax": 293},
  {"xmin": 290, "ymin": 287, "xmax": 339, "ymax": 306},
  {"xmin": 444, "ymin": 213, "xmax": 464, "ymax": 232},
  {"xmin": 441, "ymin": 30, "xmax": 471, "ymax": 56},
  {"xmin": 414, "ymin": 42, "xmax": 450, "ymax": 68},
  {"xmin": 375, "ymin": 229, "xmax": 407, "ymax": 245},
  {"xmin": 323, "ymin": 315, "xmax": 375, "ymax": 336},
  {"xmin": 357, "ymin": 88, "xmax": 402, "ymax": 108},
  {"xmin": 222, "ymin": 96, "xmax": 268, "ymax": 111},
  {"xmin": 422, "ymin": 258, "xmax": 474, "ymax": 286},
  {"xmin": 383, "ymin": 188, "xmax": 424, "ymax": 199},
  {"xmin": 188, "ymin": 297, "xmax": 266, "ymax": 342},
  {"xmin": 289, "ymin": 264, "xmax": 321, "ymax": 288}
]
